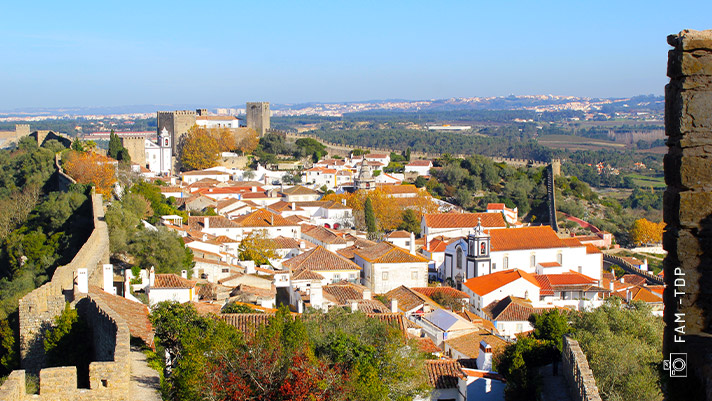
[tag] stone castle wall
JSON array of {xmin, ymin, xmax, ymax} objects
[
  {"xmin": 663, "ymin": 29, "xmax": 712, "ymax": 400},
  {"xmin": 562, "ymin": 336, "xmax": 602, "ymax": 401},
  {"xmin": 157, "ymin": 110, "xmax": 196, "ymax": 154},
  {"xmin": 121, "ymin": 136, "xmax": 147, "ymax": 166},
  {"xmin": 246, "ymin": 102, "xmax": 270, "ymax": 136}
]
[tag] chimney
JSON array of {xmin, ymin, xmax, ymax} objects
[
  {"xmin": 251, "ymin": 186, "xmax": 257, "ymax": 193},
  {"xmin": 181, "ymin": 270, "xmax": 188, "ymax": 279},
  {"xmin": 476, "ymin": 340, "xmax": 493, "ymax": 371},
  {"xmin": 626, "ymin": 290, "xmax": 632, "ymax": 303},
  {"xmin": 149, "ymin": 267, "xmax": 156, "ymax": 287},
  {"xmin": 300, "ymin": 240, "xmax": 306, "ymax": 249},
  {"xmin": 609, "ymin": 280, "xmax": 614, "ymax": 291},
  {"xmin": 391, "ymin": 298, "xmax": 398, "ymax": 313},
  {"xmin": 103, "ymin": 264, "xmax": 114, "ymax": 294},
  {"xmin": 409, "ymin": 232, "xmax": 416, "ymax": 254},
  {"xmin": 77, "ymin": 268, "xmax": 88, "ymax": 293},
  {"xmin": 204, "ymin": 217, "xmax": 209, "ymax": 230},
  {"xmin": 351, "ymin": 301, "xmax": 358, "ymax": 312},
  {"xmin": 292, "ymin": 202, "xmax": 296, "ymax": 211}
]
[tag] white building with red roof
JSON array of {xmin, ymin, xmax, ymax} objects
[
  {"xmin": 486, "ymin": 203, "xmax": 518, "ymax": 225},
  {"xmin": 351, "ymin": 242, "xmax": 430, "ymax": 294},
  {"xmin": 404, "ymin": 159, "xmax": 433, "ymax": 176},
  {"xmin": 146, "ymin": 269, "xmax": 198, "ymax": 306},
  {"xmin": 462, "ymin": 269, "xmax": 541, "ymax": 316},
  {"xmin": 421, "ymin": 212, "xmax": 507, "ymax": 238}
]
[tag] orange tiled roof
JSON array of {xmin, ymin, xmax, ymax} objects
[
  {"xmin": 414, "ymin": 336, "xmax": 442, "ymax": 353},
  {"xmin": 386, "ymin": 230, "xmax": 412, "ymax": 238},
  {"xmin": 352, "ymin": 242, "xmax": 429, "ymax": 264},
  {"xmin": 412, "ymin": 287, "xmax": 470, "ymax": 300},
  {"xmin": 233, "ymin": 208, "xmax": 295, "ymax": 227},
  {"xmin": 487, "ymin": 203, "xmax": 506, "ymax": 210},
  {"xmin": 534, "ymin": 272, "xmax": 601, "ymax": 296},
  {"xmin": 488, "ymin": 226, "xmax": 573, "ymax": 252},
  {"xmin": 424, "ymin": 212, "xmax": 506, "ymax": 229},
  {"xmin": 187, "ymin": 215, "xmax": 239, "ymax": 230},
  {"xmin": 463, "ymin": 269, "xmax": 540, "ymax": 296},
  {"xmin": 483, "ymin": 296, "xmax": 540, "ymax": 321},
  {"xmin": 322, "ymin": 281, "xmax": 369, "ymax": 304},
  {"xmin": 585, "ymin": 244, "xmax": 602, "ymax": 254},
  {"xmin": 153, "ymin": 274, "xmax": 196, "ymax": 289},
  {"xmin": 425, "ymin": 359, "xmax": 465, "ymax": 389},
  {"xmin": 283, "ymin": 246, "xmax": 361, "ymax": 272},
  {"xmin": 444, "ymin": 330, "xmax": 508, "ymax": 359},
  {"xmin": 352, "ymin": 299, "xmax": 390, "ymax": 314},
  {"xmin": 302, "ymin": 224, "xmax": 348, "ymax": 244},
  {"xmin": 385, "ymin": 285, "xmax": 439, "ymax": 312},
  {"xmin": 406, "ymin": 160, "xmax": 432, "ymax": 167},
  {"xmin": 280, "ymin": 185, "xmax": 318, "ymax": 196}
]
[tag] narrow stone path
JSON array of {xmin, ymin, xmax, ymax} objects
[
  {"xmin": 539, "ymin": 362, "xmax": 573, "ymax": 401},
  {"xmin": 129, "ymin": 346, "xmax": 162, "ymax": 401}
]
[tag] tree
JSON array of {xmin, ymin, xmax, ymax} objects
[
  {"xmin": 630, "ymin": 218, "xmax": 664, "ymax": 246},
  {"xmin": 107, "ymin": 130, "xmax": 126, "ymax": 160},
  {"xmin": 295, "ymin": 138, "xmax": 327, "ymax": 160},
  {"xmin": 238, "ymin": 230, "xmax": 278, "ymax": 266},
  {"xmin": 129, "ymin": 228, "xmax": 194, "ymax": 276},
  {"xmin": 398, "ymin": 209, "xmax": 421, "ymax": 236},
  {"xmin": 62, "ymin": 150, "xmax": 117, "ymax": 196},
  {"xmin": 235, "ymin": 128, "xmax": 259, "ymax": 155},
  {"xmin": 43, "ymin": 303, "xmax": 91, "ymax": 385},
  {"xmin": 364, "ymin": 197, "xmax": 377, "ymax": 234},
  {"xmin": 529, "ymin": 309, "xmax": 570, "ymax": 351},
  {"xmin": 178, "ymin": 126, "xmax": 220, "ymax": 171}
]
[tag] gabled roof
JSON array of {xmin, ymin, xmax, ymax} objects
[
  {"xmin": 463, "ymin": 269, "xmax": 540, "ymax": 296},
  {"xmin": 444, "ymin": 330, "xmax": 508, "ymax": 359},
  {"xmin": 534, "ymin": 272, "xmax": 602, "ymax": 296},
  {"xmin": 352, "ymin": 242, "xmax": 429, "ymax": 264},
  {"xmin": 301, "ymin": 224, "xmax": 348, "ymax": 244},
  {"xmin": 351, "ymin": 299, "xmax": 390, "ymax": 314},
  {"xmin": 483, "ymin": 296, "xmax": 538, "ymax": 322},
  {"xmin": 153, "ymin": 274, "xmax": 196, "ymax": 289},
  {"xmin": 280, "ymin": 185, "xmax": 318, "ymax": 196},
  {"xmin": 406, "ymin": 160, "xmax": 432, "ymax": 167},
  {"xmin": 385, "ymin": 285, "xmax": 439, "ymax": 312},
  {"xmin": 268, "ymin": 236, "xmax": 315, "ymax": 250},
  {"xmin": 336, "ymin": 240, "xmax": 378, "ymax": 259},
  {"xmin": 585, "ymin": 244, "xmax": 603, "ymax": 254},
  {"xmin": 379, "ymin": 185, "xmax": 420, "ymax": 195},
  {"xmin": 424, "ymin": 212, "xmax": 506, "ymax": 229},
  {"xmin": 425, "ymin": 360, "xmax": 465, "ymax": 389},
  {"xmin": 282, "ymin": 246, "xmax": 362, "ymax": 272},
  {"xmin": 268, "ymin": 200, "xmax": 305, "ymax": 212},
  {"xmin": 487, "ymin": 226, "xmax": 573, "ymax": 252},
  {"xmin": 412, "ymin": 287, "xmax": 470, "ymax": 300},
  {"xmin": 486, "ymin": 203, "xmax": 506, "ymax": 210},
  {"xmin": 424, "ymin": 236, "xmax": 450, "ymax": 252},
  {"xmin": 187, "ymin": 215, "xmax": 239, "ymax": 230},
  {"xmin": 291, "ymin": 269, "xmax": 325, "ymax": 281},
  {"xmin": 386, "ymin": 230, "xmax": 412, "ymax": 239},
  {"xmin": 423, "ymin": 308, "xmax": 476, "ymax": 332},
  {"xmin": 322, "ymin": 281, "xmax": 370, "ymax": 304},
  {"xmin": 233, "ymin": 209, "xmax": 295, "ymax": 227}
]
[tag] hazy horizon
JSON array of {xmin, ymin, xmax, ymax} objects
[{"xmin": 2, "ymin": 1, "xmax": 710, "ymax": 109}]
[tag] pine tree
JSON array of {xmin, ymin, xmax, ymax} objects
[{"xmin": 364, "ymin": 197, "xmax": 376, "ymax": 234}]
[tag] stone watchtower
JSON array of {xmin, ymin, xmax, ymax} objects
[
  {"xmin": 157, "ymin": 110, "xmax": 197, "ymax": 153},
  {"xmin": 551, "ymin": 159, "xmax": 561, "ymax": 177},
  {"xmin": 246, "ymin": 102, "xmax": 270, "ymax": 136}
]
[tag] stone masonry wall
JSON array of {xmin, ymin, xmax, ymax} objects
[
  {"xmin": 664, "ymin": 29, "xmax": 712, "ymax": 401},
  {"xmin": 561, "ymin": 336, "xmax": 602, "ymax": 401},
  {"xmin": 0, "ymin": 294, "xmax": 132, "ymax": 401},
  {"xmin": 18, "ymin": 192, "xmax": 109, "ymax": 373}
]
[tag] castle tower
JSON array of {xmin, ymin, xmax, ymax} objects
[
  {"xmin": 551, "ymin": 159, "xmax": 561, "ymax": 177},
  {"xmin": 15, "ymin": 124, "xmax": 30, "ymax": 140},
  {"xmin": 466, "ymin": 218, "xmax": 491, "ymax": 278},
  {"xmin": 246, "ymin": 102, "xmax": 270, "ymax": 136},
  {"xmin": 157, "ymin": 110, "xmax": 197, "ymax": 153}
]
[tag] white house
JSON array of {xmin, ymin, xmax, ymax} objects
[
  {"xmin": 144, "ymin": 128, "xmax": 172, "ymax": 175},
  {"xmin": 352, "ymin": 242, "xmax": 430, "ymax": 294},
  {"xmin": 481, "ymin": 296, "xmax": 542, "ymax": 339},
  {"xmin": 146, "ymin": 270, "xmax": 198, "ymax": 306},
  {"xmin": 282, "ymin": 246, "xmax": 362, "ymax": 286},
  {"xmin": 404, "ymin": 160, "xmax": 433, "ymax": 176},
  {"xmin": 181, "ymin": 169, "xmax": 232, "ymax": 184},
  {"xmin": 461, "ymin": 269, "xmax": 541, "ymax": 317},
  {"xmin": 485, "ymin": 203, "xmax": 518, "ymax": 226},
  {"xmin": 303, "ymin": 167, "xmax": 337, "ymax": 188},
  {"xmin": 384, "ymin": 230, "xmax": 416, "ymax": 250},
  {"xmin": 279, "ymin": 185, "xmax": 321, "ymax": 202}
]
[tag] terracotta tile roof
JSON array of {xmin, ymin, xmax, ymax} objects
[
  {"xmin": 538, "ymin": 262, "xmax": 562, "ymax": 268},
  {"xmin": 268, "ymin": 236, "xmax": 315, "ymax": 250},
  {"xmin": 412, "ymin": 287, "xmax": 470, "ymax": 300},
  {"xmin": 444, "ymin": 330, "xmax": 508, "ymax": 359},
  {"xmin": 283, "ymin": 246, "xmax": 361, "ymax": 272},
  {"xmin": 286, "ymin": 215, "xmax": 310, "ymax": 224},
  {"xmin": 424, "ymin": 236, "xmax": 450, "ymax": 252},
  {"xmin": 456, "ymin": 310, "xmax": 497, "ymax": 333},
  {"xmin": 585, "ymin": 244, "xmax": 602, "ymax": 254},
  {"xmin": 291, "ymin": 269, "xmax": 325, "ymax": 281},
  {"xmin": 461, "ymin": 368, "xmax": 505, "ymax": 381},
  {"xmin": 622, "ymin": 274, "xmax": 647, "ymax": 286},
  {"xmin": 190, "ymin": 301, "xmax": 224, "ymax": 315},
  {"xmin": 386, "ymin": 230, "xmax": 412, "ymax": 238},
  {"xmin": 365, "ymin": 313, "xmax": 409, "ymax": 335},
  {"xmin": 620, "ymin": 256, "xmax": 644, "ymax": 266},
  {"xmin": 280, "ymin": 185, "xmax": 318, "ymax": 196},
  {"xmin": 424, "ymin": 212, "xmax": 506, "ymax": 229},
  {"xmin": 463, "ymin": 269, "xmax": 540, "ymax": 296},
  {"xmin": 239, "ymin": 192, "xmax": 272, "ymax": 200},
  {"xmin": 301, "ymin": 224, "xmax": 348, "ymax": 244},
  {"xmin": 88, "ymin": 286, "xmax": 154, "ymax": 349},
  {"xmin": 230, "ymin": 284, "xmax": 276, "ymax": 299},
  {"xmin": 486, "ymin": 203, "xmax": 506, "ymax": 210},
  {"xmin": 414, "ymin": 336, "xmax": 442, "ymax": 353},
  {"xmin": 352, "ymin": 242, "xmax": 429, "ymax": 264},
  {"xmin": 425, "ymin": 359, "xmax": 465, "ymax": 389},
  {"xmin": 233, "ymin": 208, "xmax": 295, "ymax": 227},
  {"xmin": 561, "ymin": 237, "xmax": 584, "ymax": 247},
  {"xmin": 218, "ymin": 313, "xmax": 275, "ymax": 337},
  {"xmin": 385, "ymin": 285, "xmax": 439, "ymax": 312},
  {"xmin": 322, "ymin": 282, "xmax": 369, "ymax": 304},
  {"xmin": 613, "ymin": 286, "xmax": 663, "ymax": 303},
  {"xmin": 483, "ymin": 296, "xmax": 539, "ymax": 322},
  {"xmin": 488, "ymin": 226, "xmax": 571, "ymax": 252},
  {"xmin": 187, "ymin": 215, "xmax": 240, "ymax": 230},
  {"xmin": 406, "ymin": 160, "xmax": 432, "ymax": 167},
  {"xmin": 153, "ymin": 274, "xmax": 196, "ymax": 289},
  {"xmin": 352, "ymin": 299, "xmax": 390, "ymax": 314},
  {"xmin": 336, "ymin": 240, "xmax": 378, "ymax": 259},
  {"xmin": 379, "ymin": 185, "xmax": 420, "ymax": 194},
  {"xmin": 268, "ymin": 200, "xmax": 304, "ymax": 212},
  {"xmin": 534, "ymin": 272, "xmax": 606, "ymax": 296}
]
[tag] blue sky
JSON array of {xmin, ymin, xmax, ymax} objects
[{"xmin": 1, "ymin": 1, "xmax": 711, "ymax": 109}]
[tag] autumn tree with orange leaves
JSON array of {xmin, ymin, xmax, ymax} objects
[
  {"xmin": 62, "ymin": 150, "xmax": 117, "ymax": 196},
  {"xmin": 323, "ymin": 185, "xmax": 438, "ymax": 232},
  {"xmin": 630, "ymin": 218, "xmax": 664, "ymax": 246}
]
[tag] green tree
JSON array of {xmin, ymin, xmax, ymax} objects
[
  {"xmin": 364, "ymin": 197, "xmax": 377, "ymax": 234},
  {"xmin": 108, "ymin": 130, "xmax": 122, "ymax": 159},
  {"xmin": 129, "ymin": 228, "xmax": 194, "ymax": 276},
  {"xmin": 0, "ymin": 318, "xmax": 17, "ymax": 375},
  {"xmin": 397, "ymin": 209, "xmax": 421, "ymax": 236},
  {"xmin": 238, "ymin": 230, "xmax": 278, "ymax": 266},
  {"xmin": 529, "ymin": 309, "xmax": 570, "ymax": 351},
  {"xmin": 43, "ymin": 303, "xmax": 91, "ymax": 385}
]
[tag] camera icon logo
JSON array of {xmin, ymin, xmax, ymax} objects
[{"xmin": 663, "ymin": 353, "xmax": 687, "ymax": 377}]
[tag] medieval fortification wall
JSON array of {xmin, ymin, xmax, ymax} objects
[{"xmin": 561, "ymin": 336, "xmax": 602, "ymax": 401}]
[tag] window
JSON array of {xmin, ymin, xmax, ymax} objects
[
  {"xmin": 333, "ymin": 274, "xmax": 341, "ymax": 281},
  {"xmin": 492, "ymin": 263, "xmax": 497, "ymax": 270},
  {"xmin": 411, "ymin": 271, "xmax": 418, "ymax": 281},
  {"xmin": 530, "ymin": 254, "xmax": 536, "ymax": 268},
  {"xmin": 516, "ymin": 323, "xmax": 523, "ymax": 332},
  {"xmin": 221, "ymin": 268, "xmax": 229, "ymax": 273},
  {"xmin": 405, "ymin": 241, "xmax": 410, "ymax": 247},
  {"xmin": 456, "ymin": 247, "xmax": 463, "ymax": 270},
  {"xmin": 557, "ymin": 252, "xmax": 563, "ymax": 265},
  {"xmin": 503, "ymin": 256, "xmax": 509, "ymax": 269},
  {"xmin": 382, "ymin": 272, "xmax": 389, "ymax": 281}
]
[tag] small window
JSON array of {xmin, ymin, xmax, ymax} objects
[
  {"xmin": 405, "ymin": 241, "xmax": 410, "ymax": 247},
  {"xmin": 557, "ymin": 252, "xmax": 563, "ymax": 265},
  {"xmin": 221, "ymin": 268, "xmax": 229, "ymax": 273},
  {"xmin": 530, "ymin": 254, "xmax": 536, "ymax": 268},
  {"xmin": 411, "ymin": 271, "xmax": 418, "ymax": 281},
  {"xmin": 382, "ymin": 272, "xmax": 389, "ymax": 281},
  {"xmin": 492, "ymin": 263, "xmax": 497, "ymax": 270},
  {"xmin": 503, "ymin": 256, "xmax": 509, "ymax": 269}
]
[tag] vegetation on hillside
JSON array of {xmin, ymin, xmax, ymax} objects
[{"xmin": 150, "ymin": 303, "xmax": 429, "ymax": 401}]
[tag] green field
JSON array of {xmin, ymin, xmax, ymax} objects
[
  {"xmin": 626, "ymin": 173, "xmax": 666, "ymax": 189},
  {"xmin": 537, "ymin": 134, "xmax": 626, "ymax": 151}
]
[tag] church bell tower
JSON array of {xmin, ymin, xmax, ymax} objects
[{"xmin": 466, "ymin": 218, "xmax": 491, "ymax": 278}]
